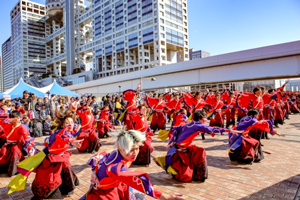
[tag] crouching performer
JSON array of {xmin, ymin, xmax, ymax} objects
[
  {"xmin": 154, "ymin": 110, "xmax": 229, "ymax": 183},
  {"xmin": 80, "ymin": 130, "xmax": 184, "ymax": 200},
  {"xmin": 0, "ymin": 111, "xmax": 36, "ymax": 177},
  {"xmin": 7, "ymin": 113, "xmax": 82, "ymax": 199},
  {"xmin": 228, "ymin": 109, "xmax": 284, "ymax": 164},
  {"xmin": 76, "ymin": 104, "xmax": 101, "ymax": 153}
]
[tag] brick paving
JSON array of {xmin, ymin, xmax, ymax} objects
[{"xmin": 1, "ymin": 114, "xmax": 300, "ymax": 200}]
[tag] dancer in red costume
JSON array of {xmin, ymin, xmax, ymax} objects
[
  {"xmin": 222, "ymin": 89, "xmax": 237, "ymax": 129},
  {"xmin": 228, "ymin": 109, "xmax": 284, "ymax": 164},
  {"xmin": 0, "ymin": 111, "xmax": 36, "ymax": 177},
  {"xmin": 154, "ymin": 110, "xmax": 231, "ymax": 183},
  {"xmin": 132, "ymin": 104, "xmax": 154, "ymax": 165},
  {"xmin": 81, "ymin": 130, "xmax": 183, "ymax": 200},
  {"xmin": 0, "ymin": 105, "xmax": 9, "ymax": 148},
  {"xmin": 164, "ymin": 91, "xmax": 183, "ymax": 122},
  {"xmin": 205, "ymin": 90, "xmax": 225, "ymax": 128},
  {"xmin": 183, "ymin": 91, "xmax": 206, "ymax": 120},
  {"xmin": 123, "ymin": 83, "xmax": 141, "ymax": 130},
  {"xmin": 96, "ymin": 103, "xmax": 115, "ymax": 138},
  {"xmin": 14, "ymin": 102, "xmax": 26, "ymax": 119},
  {"xmin": 8, "ymin": 111, "xmax": 82, "ymax": 199},
  {"xmin": 76, "ymin": 104, "xmax": 101, "ymax": 153},
  {"xmin": 145, "ymin": 93, "xmax": 168, "ymax": 132}
]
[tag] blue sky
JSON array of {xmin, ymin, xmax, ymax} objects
[{"xmin": 0, "ymin": 0, "xmax": 299, "ymax": 56}]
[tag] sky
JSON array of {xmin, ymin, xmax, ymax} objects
[{"xmin": 0, "ymin": 0, "xmax": 300, "ymax": 56}]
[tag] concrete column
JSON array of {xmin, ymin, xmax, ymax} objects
[{"xmin": 66, "ymin": 0, "xmax": 76, "ymax": 75}]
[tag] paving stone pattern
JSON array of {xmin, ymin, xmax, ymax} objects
[{"xmin": 1, "ymin": 115, "xmax": 300, "ymax": 200}]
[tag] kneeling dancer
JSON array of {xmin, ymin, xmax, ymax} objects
[
  {"xmin": 8, "ymin": 112, "xmax": 82, "ymax": 198},
  {"xmin": 154, "ymin": 110, "xmax": 229, "ymax": 182},
  {"xmin": 81, "ymin": 130, "xmax": 183, "ymax": 200},
  {"xmin": 228, "ymin": 109, "xmax": 284, "ymax": 164}
]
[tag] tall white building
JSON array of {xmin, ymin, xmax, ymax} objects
[
  {"xmin": 45, "ymin": 0, "xmax": 189, "ymax": 80},
  {"xmin": 0, "ymin": 56, "xmax": 3, "ymax": 92},
  {"xmin": 2, "ymin": 38, "xmax": 14, "ymax": 91},
  {"xmin": 3, "ymin": 0, "xmax": 189, "ymax": 89},
  {"xmin": 10, "ymin": 0, "xmax": 46, "ymax": 84}
]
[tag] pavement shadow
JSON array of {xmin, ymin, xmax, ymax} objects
[
  {"xmin": 238, "ymin": 174, "xmax": 300, "ymax": 199},
  {"xmin": 207, "ymin": 155, "xmax": 252, "ymax": 170},
  {"xmin": 147, "ymin": 171, "xmax": 188, "ymax": 188},
  {"xmin": 289, "ymin": 123, "xmax": 300, "ymax": 130},
  {"xmin": 204, "ymin": 144, "xmax": 228, "ymax": 151},
  {"xmin": 72, "ymin": 164, "xmax": 89, "ymax": 174}
]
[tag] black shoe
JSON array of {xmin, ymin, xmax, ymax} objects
[{"xmin": 274, "ymin": 124, "xmax": 279, "ymax": 128}]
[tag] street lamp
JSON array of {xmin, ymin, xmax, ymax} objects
[{"xmin": 119, "ymin": 85, "xmax": 121, "ymax": 96}]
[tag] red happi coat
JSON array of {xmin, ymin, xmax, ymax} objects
[
  {"xmin": 237, "ymin": 92, "xmax": 264, "ymax": 120},
  {"xmin": 262, "ymin": 93, "xmax": 276, "ymax": 121},
  {"xmin": 123, "ymin": 90, "xmax": 137, "ymax": 130},
  {"xmin": 76, "ymin": 106, "xmax": 100, "ymax": 153},
  {"xmin": 205, "ymin": 95, "xmax": 225, "ymax": 127},
  {"xmin": 146, "ymin": 96, "xmax": 167, "ymax": 132},
  {"xmin": 183, "ymin": 93, "xmax": 206, "ymax": 120},
  {"xmin": 0, "ymin": 121, "xmax": 34, "ymax": 176},
  {"xmin": 97, "ymin": 109, "xmax": 115, "ymax": 138},
  {"xmin": 164, "ymin": 93, "xmax": 183, "ymax": 120},
  {"xmin": 222, "ymin": 91, "xmax": 236, "ymax": 127}
]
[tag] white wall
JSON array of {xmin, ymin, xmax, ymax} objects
[{"xmin": 66, "ymin": 41, "xmax": 300, "ymax": 94}]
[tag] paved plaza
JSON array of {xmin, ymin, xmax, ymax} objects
[{"xmin": 0, "ymin": 114, "xmax": 300, "ymax": 200}]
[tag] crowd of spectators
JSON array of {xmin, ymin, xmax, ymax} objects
[{"xmin": 0, "ymin": 90, "xmax": 144, "ymax": 138}]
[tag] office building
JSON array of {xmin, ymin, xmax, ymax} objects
[
  {"xmin": 2, "ymin": 37, "xmax": 14, "ymax": 91},
  {"xmin": 3, "ymin": 0, "xmax": 189, "ymax": 88},
  {"xmin": 189, "ymin": 48, "xmax": 210, "ymax": 60},
  {"xmin": 0, "ymin": 56, "xmax": 3, "ymax": 92}
]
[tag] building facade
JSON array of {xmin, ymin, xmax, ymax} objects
[
  {"xmin": 45, "ymin": 0, "xmax": 189, "ymax": 81},
  {"xmin": 2, "ymin": 38, "xmax": 14, "ymax": 91},
  {"xmin": 3, "ymin": 0, "xmax": 189, "ymax": 89},
  {"xmin": 10, "ymin": 0, "xmax": 46, "ymax": 83},
  {"xmin": 0, "ymin": 56, "xmax": 2, "ymax": 92},
  {"xmin": 189, "ymin": 48, "xmax": 210, "ymax": 60}
]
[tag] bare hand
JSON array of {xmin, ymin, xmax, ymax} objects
[
  {"xmin": 159, "ymin": 193, "xmax": 184, "ymax": 200},
  {"xmin": 72, "ymin": 140, "xmax": 83, "ymax": 148}
]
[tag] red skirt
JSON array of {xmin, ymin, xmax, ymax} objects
[
  {"xmin": 85, "ymin": 183, "xmax": 129, "ymax": 200},
  {"xmin": 97, "ymin": 121, "xmax": 114, "ymax": 138},
  {"xmin": 124, "ymin": 112, "xmax": 134, "ymax": 130},
  {"xmin": 0, "ymin": 142, "xmax": 25, "ymax": 177},
  {"xmin": 237, "ymin": 109, "xmax": 247, "ymax": 122},
  {"xmin": 284, "ymin": 102, "xmax": 290, "ymax": 115},
  {"xmin": 209, "ymin": 112, "xmax": 224, "ymax": 128},
  {"xmin": 77, "ymin": 128, "xmax": 101, "ymax": 153},
  {"xmin": 247, "ymin": 127, "xmax": 264, "ymax": 162},
  {"xmin": 274, "ymin": 106, "xmax": 284, "ymax": 125},
  {"xmin": 225, "ymin": 107, "xmax": 236, "ymax": 127},
  {"xmin": 229, "ymin": 135, "xmax": 260, "ymax": 164},
  {"xmin": 171, "ymin": 145, "xmax": 208, "ymax": 182},
  {"xmin": 150, "ymin": 111, "xmax": 166, "ymax": 132},
  {"xmin": 291, "ymin": 103, "xmax": 300, "ymax": 113},
  {"xmin": 133, "ymin": 133, "xmax": 154, "ymax": 165},
  {"xmin": 32, "ymin": 151, "xmax": 79, "ymax": 198}
]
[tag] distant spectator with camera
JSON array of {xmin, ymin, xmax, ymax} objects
[
  {"xmin": 50, "ymin": 94, "xmax": 57, "ymax": 119},
  {"xmin": 35, "ymin": 98, "xmax": 43, "ymax": 119},
  {"xmin": 20, "ymin": 90, "xmax": 35, "ymax": 115}
]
